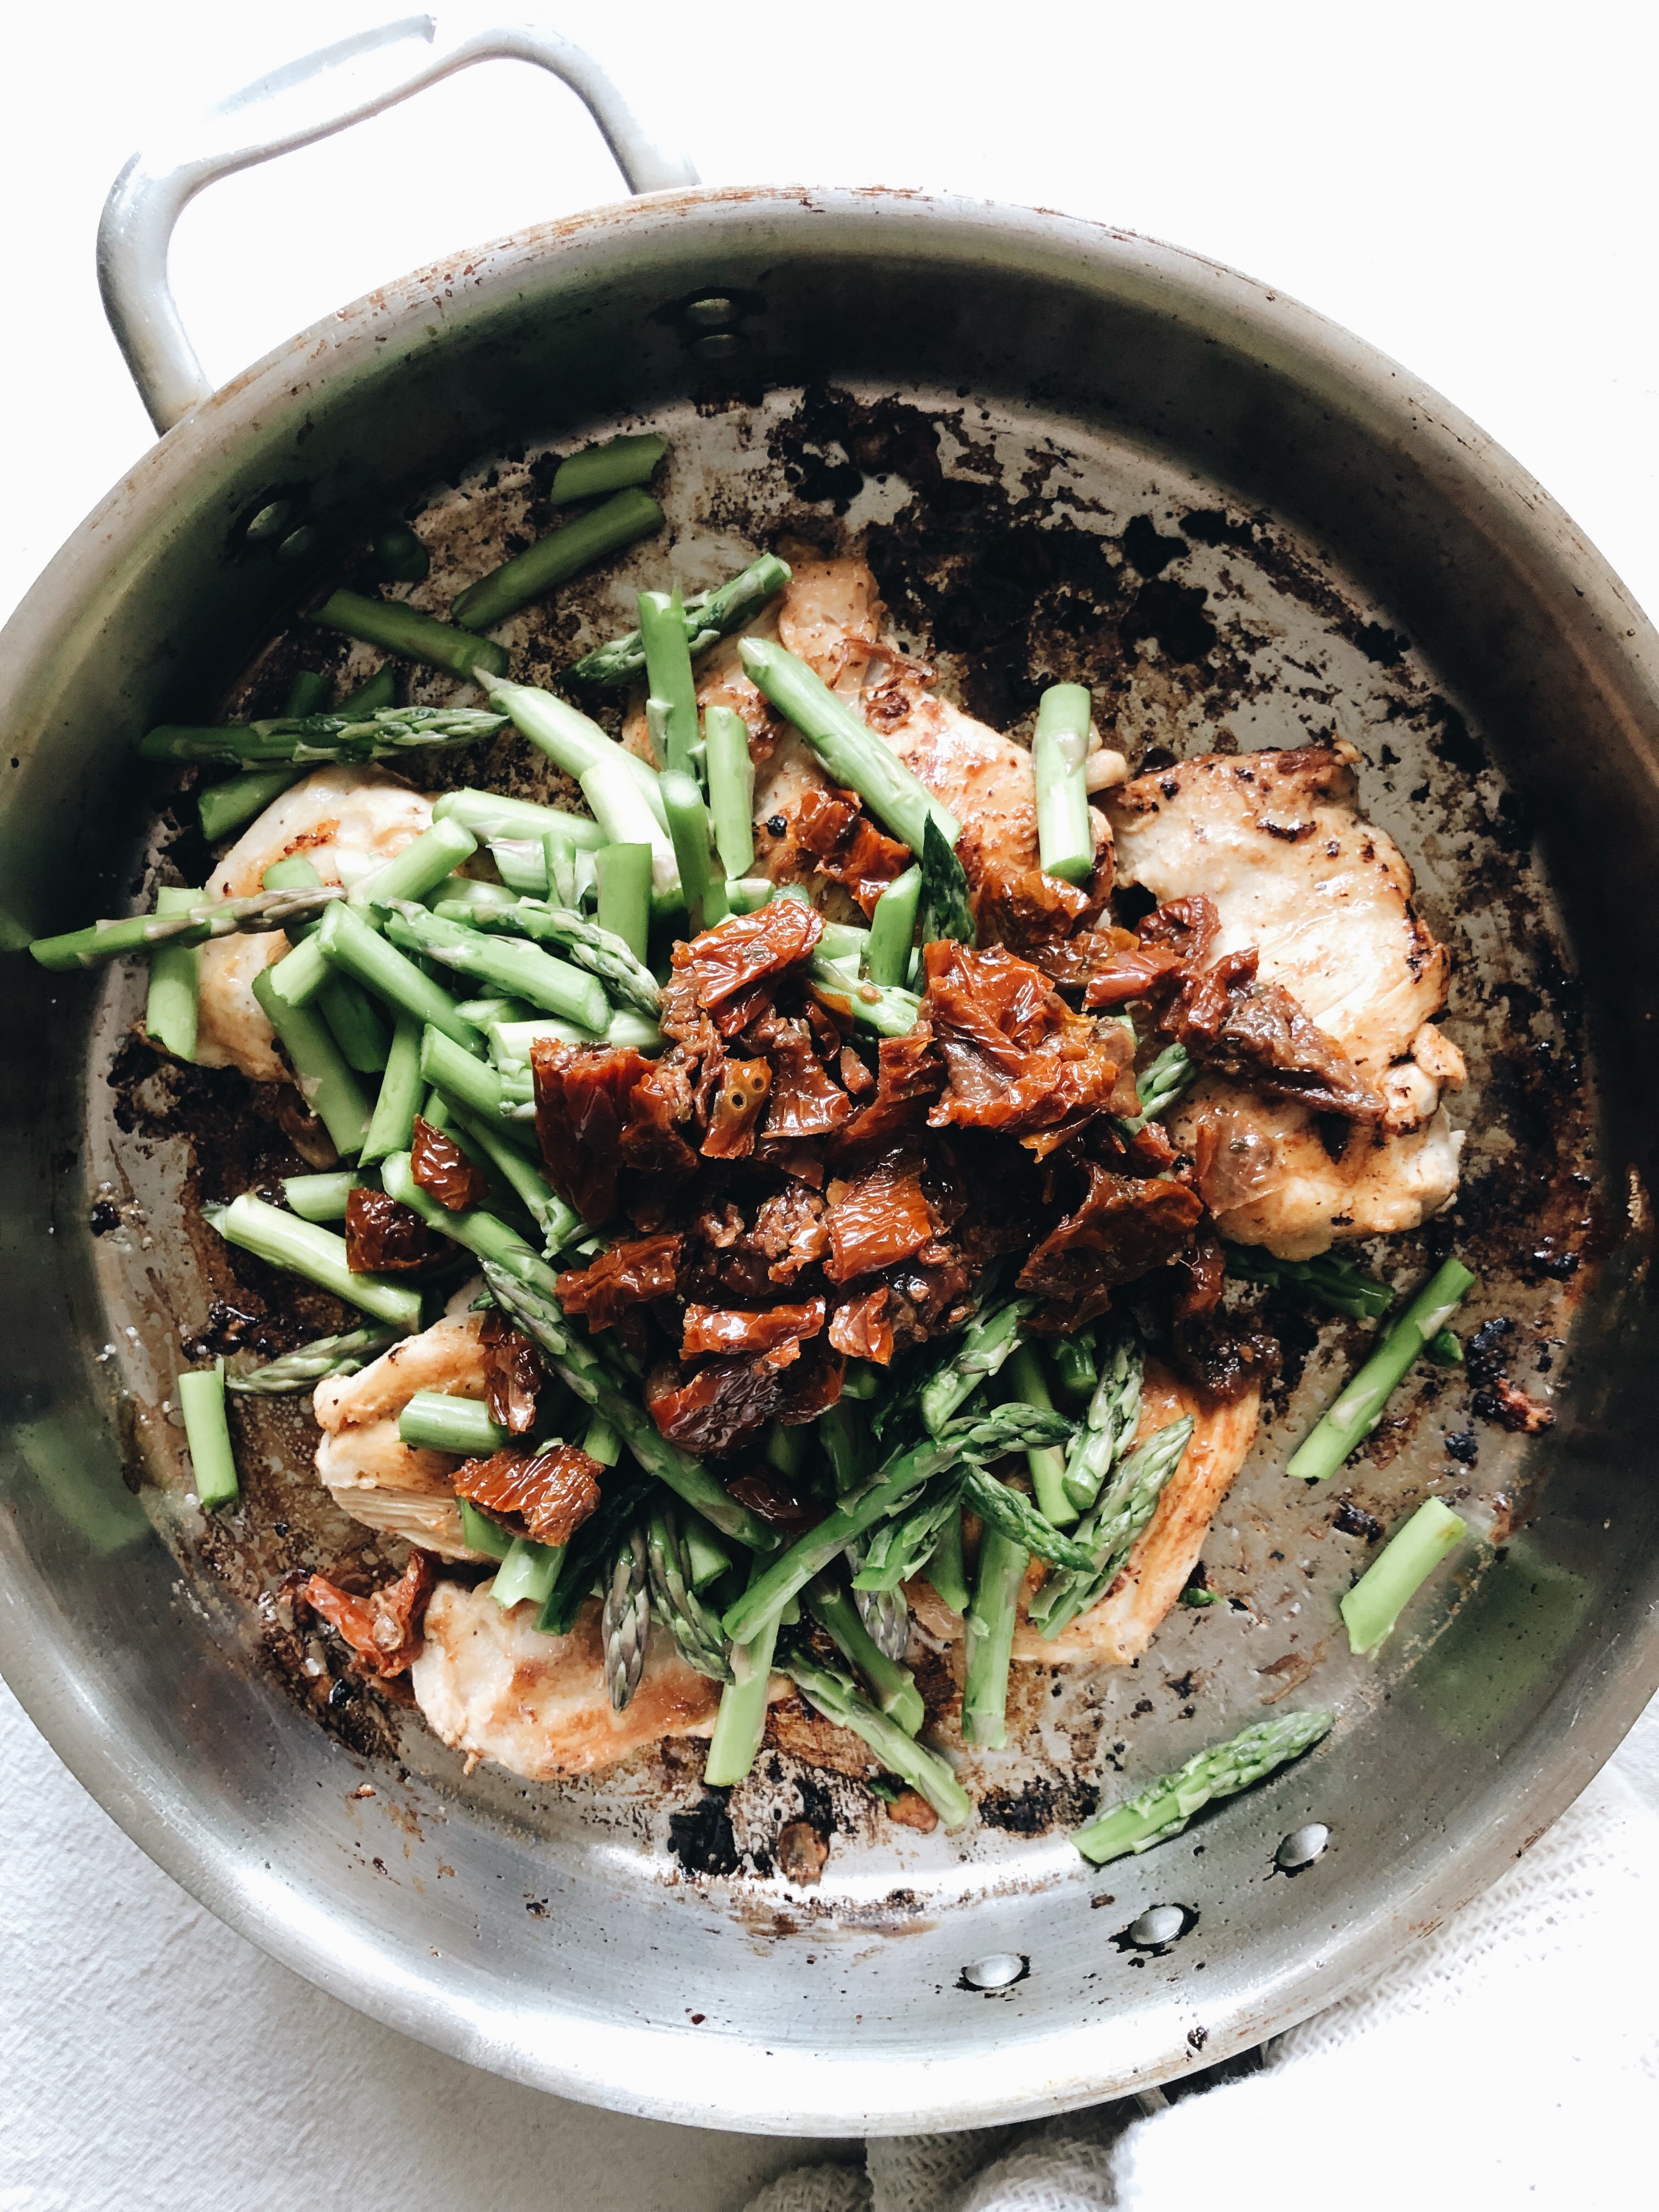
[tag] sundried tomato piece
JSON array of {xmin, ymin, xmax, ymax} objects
[
  {"xmin": 556, "ymin": 1233, "xmax": 682, "ymax": 1334},
  {"xmin": 645, "ymin": 1356, "xmax": 791, "ymax": 1455},
  {"xmin": 834, "ymin": 1023, "xmax": 944, "ymax": 1152},
  {"xmin": 479, "ymin": 1307, "xmax": 545, "ymax": 1434},
  {"xmin": 1082, "ymin": 940, "xmax": 1187, "ymax": 1008},
  {"xmin": 828, "ymin": 1284, "xmax": 894, "ymax": 1364},
  {"xmin": 791, "ymin": 787, "xmax": 910, "ymax": 915},
  {"xmin": 923, "ymin": 941, "xmax": 1131, "ymax": 1138},
  {"xmin": 975, "ymin": 860, "xmax": 1094, "ymax": 950},
  {"xmin": 751, "ymin": 1182, "xmax": 829, "ymax": 1283},
  {"xmin": 345, "ymin": 1185, "xmax": 450, "ymax": 1273},
  {"xmin": 453, "ymin": 1442, "xmax": 603, "ymax": 1547},
  {"xmin": 726, "ymin": 1470, "xmax": 817, "ymax": 1530},
  {"xmin": 294, "ymin": 1550, "xmax": 433, "ymax": 1678},
  {"xmin": 838, "ymin": 1045, "xmax": 876, "ymax": 1098},
  {"xmin": 1018, "ymin": 1163, "xmax": 1204, "ymax": 1330},
  {"xmin": 672, "ymin": 899, "xmax": 823, "ymax": 1009},
  {"xmin": 761, "ymin": 1017, "xmax": 851, "ymax": 1138},
  {"xmin": 680, "ymin": 1297, "xmax": 826, "ymax": 1361},
  {"xmin": 702, "ymin": 1058, "xmax": 772, "ymax": 1159},
  {"xmin": 1139, "ymin": 894, "xmax": 1220, "ymax": 966},
  {"xmin": 823, "ymin": 1152, "xmax": 934, "ymax": 1282},
  {"xmin": 410, "ymin": 1114, "xmax": 490, "ymax": 1211}
]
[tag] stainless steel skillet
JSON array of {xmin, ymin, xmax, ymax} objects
[{"xmin": 2, "ymin": 10, "xmax": 1657, "ymax": 2136}]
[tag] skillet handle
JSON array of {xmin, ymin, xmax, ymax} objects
[{"xmin": 97, "ymin": 14, "xmax": 698, "ymax": 436}]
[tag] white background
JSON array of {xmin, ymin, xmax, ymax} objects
[{"xmin": 3, "ymin": 3, "xmax": 1656, "ymax": 2205}]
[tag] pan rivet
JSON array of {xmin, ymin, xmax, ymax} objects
[
  {"xmin": 275, "ymin": 525, "xmax": 321, "ymax": 562},
  {"xmin": 686, "ymin": 295, "xmax": 735, "ymax": 328},
  {"xmin": 963, "ymin": 1951, "xmax": 1024, "ymax": 1989},
  {"xmin": 691, "ymin": 331, "xmax": 742, "ymax": 363},
  {"xmin": 1276, "ymin": 1824, "xmax": 1329, "ymax": 1871},
  {"xmin": 245, "ymin": 500, "xmax": 292, "ymax": 544},
  {"xmin": 1128, "ymin": 1906, "xmax": 1188, "ymax": 1948}
]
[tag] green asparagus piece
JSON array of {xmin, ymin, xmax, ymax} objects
[
  {"xmin": 853, "ymin": 1581, "xmax": 911, "ymax": 1662},
  {"xmin": 494, "ymin": 1536, "xmax": 564, "ymax": 1612},
  {"xmin": 782, "ymin": 1649, "xmax": 973, "ymax": 1830},
  {"xmin": 476, "ymin": 674, "xmax": 669, "ymax": 825},
  {"xmin": 569, "ymin": 553, "xmax": 792, "ymax": 686},
  {"xmin": 819, "ymin": 1401, "xmax": 871, "ymax": 1494},
  {"xmin": 1287, "ymin": 1258, "xmax": 1478, "ymax": 1481},
  {"xmin": 701, "ymin": 704, "xmax": 755, "ymax": 880},
  {"xmin": 593, "ymin": 843, "xmax": 651, "ymax": 966},
  {"xmin": 638, "ymin": 586, "xmax": 702, "ymax": 772},
  {"xmin": 383, "ymin": 901, "xmax": 608, "ymax": 1032},
  {"xmin": 866, "ymin": 865, "xmax": 921, "ymax": 989},
  {"xmin": 452, "ymin": 488, "xmax": 664, "ymax": 631},
  {"xmin": 580, "ymin": 752, "xmax": 681, "ymax": 908},
  {"xmin": 178, "ymin": 1358, "xmax": 239, "ymax": 1511},
  {"xmin": 722, "ymin": 1405, "xmax": 1070, "ymax": 1644},
  {"xmin": 808, "ymin": 1575, "xmax": 923, "ymax": 1733},
  {"xmin": 309, "ymin": 588, "xmax": 508, "ymax": 681},
  {"xmin": 281, "ymin": 1171, "xmax": 360, "ymax": 1222},
  {"xmin": 380, "ymin": 1150, "xmax": 558, "ymax": 1294},
  {"xmin": 372, "ymin": 521, "xmax": 430, "ymax": 583},
  {"xmin": 1060, "ymin": 1322, "xmax": 1144, "ymax": 1515},
  {"xmin": 397, "ymin": 1390, "xmax": 507, "ymax": 1457},
  {"xmin": 661, "ymin": 768, "xmax": 726, "ymax": 932},
  {"xmin": 550, "ymin": 433, "xmax": 667, "ymax": 505},
  {"xmin": 1221, "ymin": 1243, "xmax": 1396, "ymax": 1324},
  {"xmin": 739, "ymin": 637, "xmax": 962, "ymax": 856},
  {"xmin": 919, "ymin": 1298, "xmax": 1035, "ymax": 1436},
  {"xmin": 284, "ymin": 671, "xmax": 330, "ymax": 718},
  {"xmin": 704, "ymin": 1554, "xmax": 785, "ymax": 1787},
  {"xmin": 806, "ymin": 961, "xmax": 922, "ymax": 1037},
  {"xmin": 1341, "ymin": 1497, "xmax": 1467, "ymax": 1656},
  {"xmin": 853, "ymin": 1477, "xmax": 966, "ymax": 1591},
  {"xmin": 251, "ymin": 966, "xmax": 372, "ymax": 1157},
  {"xmin": 1074, "ymin": 1709, "xmax": 1334, "ymax": 1864},
  {"xmin": 206, "ymin": 1192, "xmax": 424, "ymax": 1330},
  {"xmin": 582, "ymin": 1412, "xmax": 622, "ymax": 1466},
  {"xmin": 1117, "ymin": 1042, "xmax": 1197, "ymax": 1134},
  {"xmin": 917, "ymin": 815, "xmax": 976, "ymax": 949},
  {"xmin": 141, "ymin": 704, "xmax": 508, "ymax": 767},
  {"xmin": 337, "ymin": 667, "xmax": 399, "ymax": 716},
  {"xmin": 1028, "ymin": 1416, "xmax": 1195, "ymax": 1638},
  {"xmin": 431, "ymin": 788, "xmax": 608, "ymax": 849},
  {"xmin": 450, "ymin": 1104, "xmax": 579, "ymax": 1251},
  {"xmin": 1049, "ymin": 1326, "xmax": 1098, "ymax": 1403},
  {"xmin": 454, "ymin": 994, "xmax": 532, "ymax": 1027},
  {"xmin": 350, "ymin": 817, "xmax": 478, "ymax": 909},
  {"xmin": 962, "ymin": 1527, "xmax": 1028, "ymax": 1749},
  {"xmin": 30, "ymin": 884, "xmax": 343, "ymax": 972},
  {"xmin": 645, "ymin": 1499, "xmax": 733, "ymax": 1681},
  {"xmin": 312, "ymin": 899, "xmax": 484, "ymax": 1051},
  {"xmin": 960, "ymin": 1463, "xmax": 1094, "ymax": 1571},
  {"xmin": 1032, "ymin": 683, "xmax": 1095, "ymax": 885},
  {"xmin": 319, "ymin": 974, "xmax": 391, "ymax": 1075},
  {"xmin": 199, "ymin": 769, "xmax": 304, "ymax": 842},
  {"xmin": 460, "ymin": 1498, "xmax": 514, "ymax": 1560},
  {"xmin": 144, "ymin": 885, "xmax": 201, "ymax": 1059},
  {"xmin": 418, "ymin": 1027, "xmax": 534, "ymax": 1147},
  {"xmin": 924, "ymin": 1506, "xmax": 971, "ymax": 1615},
  {"xmin": 1426, "ymin": 1325, "xmax": 1464, "ymax": 1367},
  {"xmin": 601, "ymin": 1525, "xmax": 652, "ymax": 1711},
  {"xmin": 1007, "ymin": 1342, "xmax": 1075, "ymax": 1527},
  {"xmin": 478, "ymin": 1263, "xmax": 777, "ymax": 1551},
  {"xmin": 536, "ymin": 1468, "xmax": 656, "ymax": 1635},
  {"xmin": 439, "ymin": 897, "xmax": 659, "ymax": 1016},
  {"xmin": 226, "ymin": 1323, "xmax": 400, "ymax": 1394},
  {"xmin": 360, "ymin": 1013, "xmax": 424, "ymax": 1165},
  {"xmin": 488, "ymin": 1010, "xmax": 661, "ymax": 1064}
]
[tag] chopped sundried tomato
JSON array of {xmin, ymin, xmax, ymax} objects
[
  {"xmin": 761, "ymin": 1017, "xmax": 852, "ymax": 1138},
  {"xmin": 751, "ymin": 1182, "xmax": 830, "ymax": 1282},
  {"xmin": 838, "ymin": 1045, "xmax": 876, "ymax": 1098},
  {"xmin": 702, "ymin": 1057, "xmax": 772, "ymax": 1159},
  {"xmin": 1018, "ymin": 1163, "xmax": 1203, "ymax": 1330},
  {"xmin": 1139, "ymin": 894, "xmax": 1220, "ymax": 967},
  {"xmin": 1166, "ymin": 954, "xmax": 1383, "ymax": 1120},
  {"xmin": 645, "ymin": 1355, "xmax": 792, "ymax": 1455},
  {"xmin": 828, "ymin": 1284, "xmax": 895, "ymax": 1363},
  {"xmin": 480, "ymin": 1307, "xmax": 545, "ymax": 1434},
  {"xmin": 834, "ymin": 1023, "xmax": 944, "ymax": 1152},
  {"xmin": 453, "ymin": 1442, "xmax": 603, "ymax": 1547},
  {"xmin": 1172, "ymin": 1225, "xmax": 1227, "ymax": 1322},
  {"xmin": 672, "ymin": 899, "xmax": 823, "ymax": 1009},
  {"xmin": 824, "ymin": 1151, "xmax": 934, "ymax": 1282},
  {"xmin": 557, "ymin": 1233, "xmax": 682, "ymax": 1333},
  {"xmin": 681, "ymin": 1297, "xmax": 826, "ymax": 1361},
  {"xmin": 533, "ymin": 1042, "xmax": 699, "ymax": 1224},
  {"xmin": 1081, "ymin": 938, "xmax": 1187, "ymax": 1008},
  {"xmin": 923, "ymin": 941, "xmax": 1132, "ymax": 1138},
  {"xmin": 345, "ymin": 1185, "xmax": 450, "ymax": 1273},
  {"xmin": 410, "ymin": 1114, "xmax": 489, "ymax": 1212},
  {"xmin": 295, "ymin": 1550, "xmax": 433, "ymax": 1678},
  {"xmin": 726, "ymin": 1469, "xmax": 817, "ymax": 1530},
  {"xmin": 975, "ymin": 860, "xmax": 1094, "ymax": 950},
  {"xmin": 776, "ymin": 1341, "xmax": 848, "ymax": 1424},
  {"xmin": 790, "ymin": 787, "xmax": 910, "ymax": 916}
]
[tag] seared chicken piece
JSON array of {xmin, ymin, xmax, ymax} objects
[
  {"xmin": 1109, "ymin": 748, "xmax": 1465, "ymax": 1258},
  {"xmin": 312, "ymin": 1312, "xmax": 492, "ymax": 1560},
  {"xmin": 191, "ymin": 766, "xmax": 433, "ymax": 1081},
  {"xmin": 625, "ymin": 557, "xmax": 1111, "ymax": 887},
  {"xmin": 909, "ymin": 1363, "xmax": 1258, "ymax": 1669},
  {"xmin": 411, "ymin": 1579, "xmax": 785, "ymax": 1781}
]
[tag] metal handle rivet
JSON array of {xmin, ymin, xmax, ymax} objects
[
  {"xmin": 685, "ymin": 295, "xmax": 735, "ymax": 328},
  {"xmin": 690, "ymin": 331, "xmax": 742, "ymax": 363},
  {"xmin": 275, "ymin": 524, "xmax": 321, "ymax": 562},
  {"xmin": 963, "ymin": 1951, "xmax": 1025, "ymax": 1989},
  {"xmin": 1276, "ymin": 1823, "xmax": 1329, "ymax": 1872},
  {"xmin": 1128, "ymin": 1905, "xmax": 1188, "ymax": 1948},
  {"xmin": 245, "ymin": 500, "xmax": 293, "ymax": 543}
]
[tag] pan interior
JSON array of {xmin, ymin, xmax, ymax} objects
[{"xmin": 48, "ymin": 359, "xmax": 1624, "ymax": 2118}]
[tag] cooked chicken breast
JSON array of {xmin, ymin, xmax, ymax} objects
[
  {"xmin": 909, "ymin": 1363, "xmax": 1257, "ymax": 1669},
  {"xmin": 191, "ymin": 766, "xmax": 433, "ymax": 1081},
  {"xmin": 1109, "ymin": 748, "xmax": 1465, "ymax": 1258},
  {"xmin": 412, "ymin": 1579, "xmax": 777, "ymax": 1780},
  {"xmin": 312, "ymin": 1312, "xmax": 492, "ymax": 1559}
]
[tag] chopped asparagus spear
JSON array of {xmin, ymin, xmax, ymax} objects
[
  {"xmin": 1426, "ymin": 1326, "xmax": 1464, "ymax": 1367},
  {"xmin": 661, "ymin": 768, "xmax": 727, "ymax": 932},
  {"xmin": 852, "ymin": 1477, "xmax": 964, "ymax": 1591},
  {"xmin": 360, "ymin": 1013, "xmax": 424, "ymax": 1166},
  {"xmin": 579, "ymin": 751, "xmax": 680, "ymax": 907},
  {"xmin": 142, "ymin": 706, "xmax": 507, "ymax": 766},
  {"xmin": 199, "ymin": 768, "xmax": 305, "ymax": 842},
  {"xmin": 1059, "ymin": 1321, "xmax": 1143, "ymax": 1515},
  {"xmin": 1028, "ymin": 1416, "xmax": 1194, "ymax": 1638},
  {"xmin": 476, "ymin": 677, "xmax": 665, "ymax": 832},
  {"xmin": 1287, "ymin": 1258, "xmax": 1477, "ymax": 1481},
  {"xmin": 1221, "ymin": 1243, "xmax": 1395, "ymax": 1323},
  {"xmin": 383, "ymin": 901, "xmax": 608, "ymax": 1033},
  {"xmin": 918, "ymin": 1297, "xmax": 1034, "ymax": 1436},
  {"xmin": 592, "ymin": 843, "xmax": 650, "ymax": 967},
  {"xmin": 494, "ymin": 1536, "xmax": 564, "ymax": 1612},
  {"xmin": 397, "ymin": 1390, "xmax": 507, "ymax": 1457},
  {"xmin": 419, "ymin": 1026, "xmax": 533, "ymax": 1143},
  {"xmin": 582, "ymin": 1412, "xmax": 622, "ymax": 1466},
  {"xmin": 337, "ymin": 667, "xmax": 399, "ymax": 715},
  {"xmin": 549, "ymin": 433, "xmax": 667, "ymax": 505},
  {"xmin": 252, "ymin": 966, "xmax": 372, "ymax": 1158},
  {"xmin": 309, "ymin": 588, "xmax": 507, "ymax": 681},
  {"xmin": 960, "ymin": 1462, "xmax": 1094, "ymax": 1571},
  {"xmin": 178, "ymin": 1358, "xmax": 239, "ymax": 1511},
  {"xmin": 739, "ymin": 637, "xmax": 962, "ymax": 857},
  {"xmin": 372, "ymin": 522, "xmax": 430, "ymax": 583},
  {"xmin": 646, "ymin": 1499, "xmax": 733, "ymax": 1681},
  {"xmin": 601, "ymin": 1525, "xmax": 652, "ymax": 1711},
  {"xmin": 1073, "ymin": 1709, "xmax": 1334, "ymax": 1864},
  {"xmin": 1007, "ymin": 1342, "xmax": 1075, "ymax": 1527},
  {"xmin": 225, "ymin": 1323, "xmax": 400, "ymax": 1395},
  {"xmin": 349, "ymin": 817, "xmax": 478, "ymax": 909},
  {"xmin": 1031, "ymin": 682, "xmax": 1095, "ymax": 885},
  {"xmin": 703, "ymin": 704, "xmax": 757, "ymax": 879},
  {"xmin": 784, "ymin": 1648, "xmax": 973, "ymax": 1829},
  {"xmin": 281, "ymin": 1171, "xmax": 360, "ymax": 1222},
  {"xmin": 451, "ymin": 488, "xmax": 664, "ymax": 631},
  {"xmin": 1049, "ymin": 1325, "xmax": 1098, "ymax": 1402},
  {"xmin": 380, "ymin": 1150, "xmax": 560, "ymax": 1295},
  {"xmin": 1341, "ymin": 1498, "xmax": 1467, "ymax": 1656},
  {"xmin": 866, "ymin": 865, "xmax": 921, "ymax": 988},
  {"xmin": 1115, "ymin": 1042, "xmax": 1196, "ymax": 1134},
  {"xmin": 704, "ymin": 1555, "xmax": 785, "ymax": 1786},
  {"xmin": 924, "ymin": 1506, "xmax": 971, "ymax": 1615},
  {"xmin": 808, "ymin": 1575, "xmax": 924, "ymax": 1733},
  {"xmin": 459, "ymin": 1499, "xmax": 512, "ymax": 1559},
  {"xmin": 637, "ymin": 585, "xmax": 701, "ymax": 773},
  {"xmin": 806, "ymin": 960, "xmax": 922, "ymax": 1037},
  {"xmin": 962, "ymin": 1527, "xmax": 1027, "ymax": 1750},
  {"xmin": 313, "ymin": 899, "xmax": 483, "ymax": 1052},
  {"xmin": 144, "ymin": 885, "xmax": 201, "ymax": 1059},
  {"xmin": 30, "ymin": 884, "xmax": 343, "ymax": 972},
  {"xmin": 442, "ymin": 897, "xmax": 659, "ymax": 1015},
  {"xmin": 285, "ymin": 671, "xmax": 330, "ymax": 718},
  {"xmin": 431, "ymin": 788, "xmax": 608, "ymax": 848},
  {"xmin": 205, "ymin": 1192, "xmax": 423, "ymax": 1329},
  {"xmin": 569, "ymin": 553, "xmax": 792, "ymax": 686},
  {"xmin": 452, "ymin": 1102, "xmax": 580, "ymax": 1250}
]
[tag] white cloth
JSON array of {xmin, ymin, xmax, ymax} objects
[{"xmin": 742, "ymin": 1695, "xmax": 1659, "ymax": 2212}]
